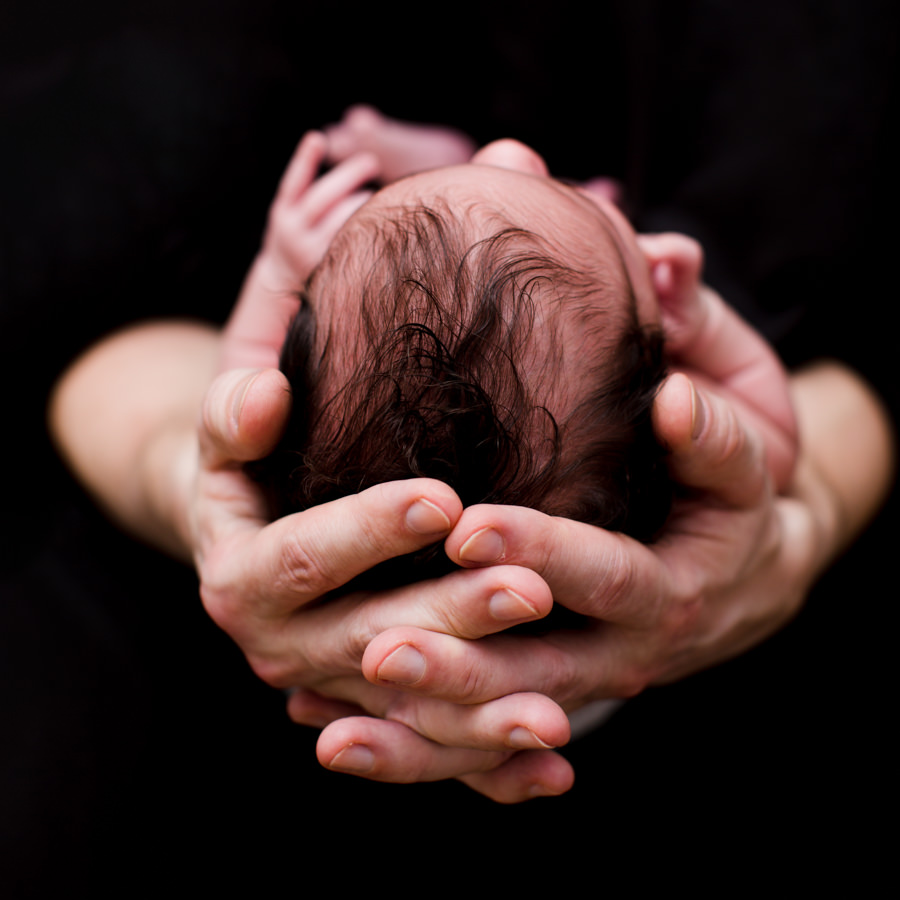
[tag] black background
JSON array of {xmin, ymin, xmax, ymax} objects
[{"xmin": 1, "ymin": 1, "xmax": 896, "ymax": 892}]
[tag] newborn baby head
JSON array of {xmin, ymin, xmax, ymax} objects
[{"xmin": 257, "ymin": 143, "xmax": 671, "ymax": 584}]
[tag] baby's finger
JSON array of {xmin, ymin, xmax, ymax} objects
[
  {"xmin": 277, "ymin": 131, "xmax": 329, "ymax": 204},
  {"xmin": 639, "ymin": 234, "xmax": 797, "ymax": 466},
  {"xmin": 313, "ymin": 189, "xmax": 374, "ymax": 241},
  {"xmin": 298, "ymin": 151, "xmax": 380, "ymax": 225},
  {"xmin": 644, "ymin": 234, "xmax": 766, "ymax": 384},
  {"xmin": 322, "ymin": 104, "xmax": 380, "ymax": 165}
]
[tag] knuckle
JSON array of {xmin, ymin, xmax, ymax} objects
[
  {"xmin": 354, "ymin": 503, "xmax": 389, "ymax": 558},
  {"xmin": 449, "ymin": 652, "xmax": 493, "ymax": 704},
  {"xmin": 452, "ymin": 667, "xmax": 488, "ymax": 704},
  {"xmin": 661, "ymin": 596, "xmax": 704, "ymax": 643},
  {"xmin": 198, "ymin": 578, "xmax": 232, "ymax": 629},
  {"xmin": 197, "ymin": 554, "xmax": 244, "ymax": 632},
  {"xmin": 382, "ymin": 692, "xmax": 422, "ymax": 732},
  {"xmin": 581, "ymin": 541, "xmax": 644, "ymax": 619},
  {"xmin": 425, "ymin": 581, "xmax": 483, "ymax": 639},
  {"xmin": 199, "ymin": 585, "xmax": 293, "ymax": 689},
  {"xmin": 313, "ymin": 617, "xmax": 370, "ymax": 675},
  {"xmin": 529, "ymin": 638, "xmax": 583, "ymax": 706},
  {"xmin": 716, "ymin": 410, "xmax": 752, "ymax": 469},
  {"xmin": 247, "ymin": 653, "xmax": 293, "ymax": 690},
  {"xmin": 613, "ymin": 666, "xmax": 651, "ymax": 698},
  {"xmin": 759, "ymin": 510, "xmax": 787, "ymax": 565},
  {"xmin": 272, "ymin": 531, "xmax": 327, "ymax": 597}
]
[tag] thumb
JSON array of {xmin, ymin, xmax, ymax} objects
[
  {"xmin": 199, "ymin": 368, "xmax": 292, "ymax": 470},
  {"xmin": 653, "ymin": 373, "xmax": 769, "ymax": 508}
]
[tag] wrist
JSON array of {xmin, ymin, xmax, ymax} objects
[
  {"xmin": 138, "ymin": 422, "xmax": 200, "ymax": 563},
  {"xmin": 249, "ymin": 249, "xmax": 300, "ymax": 295},
  {"xmin": 790, "ymin": 361, "xmax": 896, "ymax": 563}
]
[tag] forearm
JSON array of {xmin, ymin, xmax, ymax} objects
[
  {"xmin": 790, "ymin": 360, "xmax": 896, "ymax": 567},
  {"xmin": 48, "ymin": 320, "xmax": 220, "ymax": 561}
]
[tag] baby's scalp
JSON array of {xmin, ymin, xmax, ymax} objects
[
  {"xmin": 306, "ymin": 163, "xmax": 638, "ymax": 414},
  {"xmin": 254, "ymin": 162, "xmax": 671, "ymax": 587}
]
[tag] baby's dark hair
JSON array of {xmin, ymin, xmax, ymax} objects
[{"xmin": 253, "ymin": 202, "xmax": 671, "ymax": 589}]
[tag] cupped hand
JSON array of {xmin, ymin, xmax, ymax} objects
[
  {"xmin": 335, "ymin": 371, "xmax": 834, "ymax": 796},
  {"xmin": 190, "ymin": 365, "xmax": 576, "ymax": 801},
  {"xmin": 193, "ymin": 365, "xmax": 474, "ymax": 684},
  {"xmin": 293, "ymin": 234, "xmax": 815, "ymax": 800}
]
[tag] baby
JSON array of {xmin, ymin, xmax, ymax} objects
[{"xmin": 246, "ymin": 111, "xmax": 797, "ymax": 588}]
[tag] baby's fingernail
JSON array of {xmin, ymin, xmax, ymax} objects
[
  {"xmin": 508, "ymin": 727, "xmax": 554, "ymax": 750},
  {"xmin": 489, "ymin": 588, "xmax": 538, "ymax": 622},
  {"xmin": 328, "ymin": 743, "xmax": 375, "ymax": 774},
  {"xmin": 375, "ymin": 644, "xmax": 426, "ymax": 684},
  {"xmin": 459, "ymin": 527, "xmax": 505, "ymax": 564},
  {"xmin": 406, "ymin": 498, "xmax": 452, "ymax": 535}
]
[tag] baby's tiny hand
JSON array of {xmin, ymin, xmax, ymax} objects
[
  {"xmin": 579, "ymin": 176, "xmax": 625, "ymax": 209},
  {"xmin": 324, "ymin": 104, "xmax": 476, "ymax": 183},
  {"xmin": 638, "ymin": 233, "xmax": 799, "ymax": 489},
  {"xmin": 263, "ymin": 131, "xmax": 380, "ymax": 285}
]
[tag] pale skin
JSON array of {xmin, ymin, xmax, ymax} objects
[{"xmin": 49, "ymin": 124, "xmax": 896, "ymax": 803}]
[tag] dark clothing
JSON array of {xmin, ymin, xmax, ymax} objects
[{"xmin": 2, "ymin": 1, "xmax": 896, "ymax": 892}]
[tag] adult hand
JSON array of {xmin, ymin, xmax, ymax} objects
[
  {"xmin": 191, "ymin": 365, "xmax": 576, "ymax": 801},
  {"xmin": 289, "ymin": 238, "xmax": 817, "ymax": 800},
  {"xmin": 303, "ymin": 369, "xmax": 833, "ymax": 797},
  {"xmin": 189, "ymin": 144, "xmax": 882, "ymax": 804}
]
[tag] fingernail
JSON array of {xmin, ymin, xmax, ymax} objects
[
  {"xmin": 375, "ymin": 644, "xmax": 426, "ymax": 684},
  {"xmin": 690, "ymin": 382, "xmax": 706, "ymax": 439},
  {"xmin": 328, "ymin": 743, "xmax": 375, "ymax": 774},
  {"xmin": 508, "ymin": 727, "xmax": 554, "ymax": 750},
  {"xmin": 232, "ymin": 369, "xmax": 262, "ymax": 429},
  {"xmin": 406, "ymin": 498, "xmax": 452, "ymax": 535},
  {"xmin": 458, "ymin": 527, "xmax": 505, "ymax": 564},
  {"xmin": 489, "ymin": 588, "xmax": 538, "ymax": 622},
  {"xmin": 653, "ymin": 260, "xmax": 674, "ymax": 296},
  {"xmin": 528, "ymin": 781, "xmax": 564, "ymax": 798}
]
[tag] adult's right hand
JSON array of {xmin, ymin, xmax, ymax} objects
[
  {"xmin": 295, "ymin": 266, "xmax": 893, "ymax": 802},
  {"xmin": 312, "ymin": 363, "xmax": 872, "ymax": 803}
]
